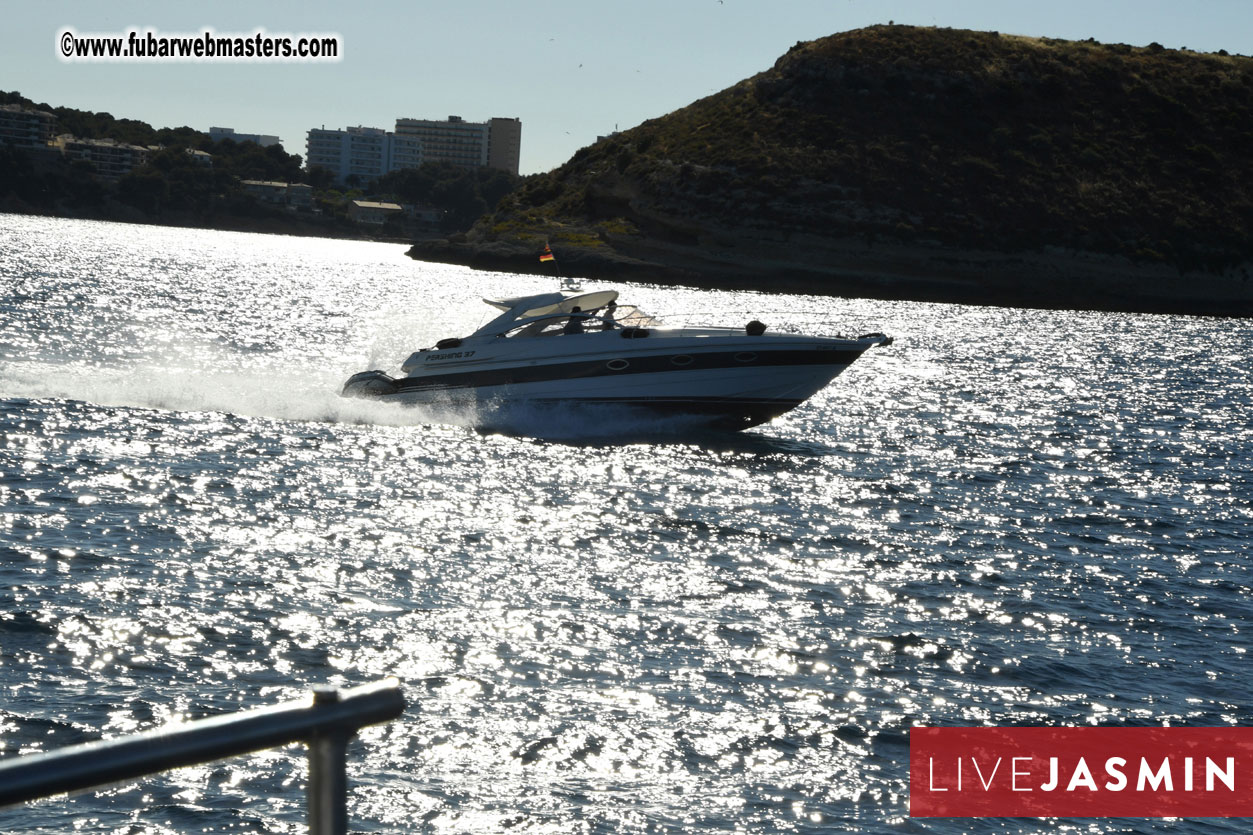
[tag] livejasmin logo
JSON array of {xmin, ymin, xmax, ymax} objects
[
  {"xmin": 910, "ymin": 727, "xmax": 1253, "ymax": 818},
  {"xmin": 927, "ymin": 753, "xmax": 1235, "ymax": 793}
]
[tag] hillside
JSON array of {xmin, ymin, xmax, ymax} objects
[{"xmin": 412, "ymin": 26, "xmax": 1253, "ymax": 316}]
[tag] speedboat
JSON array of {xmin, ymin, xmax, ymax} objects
[{"xmin": 341, "ymin": 287, "xmax": 891, "ymax": 430}]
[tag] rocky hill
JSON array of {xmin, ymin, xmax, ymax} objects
[{"xmin": 412, "ymin": 25, "xmax": 1253, "ymax": 315}]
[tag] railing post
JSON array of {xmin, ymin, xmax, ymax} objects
[{"xmin": 307, "ymin": 687, "xmax": 350, "ymax": 835}]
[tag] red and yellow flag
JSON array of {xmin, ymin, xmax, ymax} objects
[{"xmin": 539, "ymin": 245, "xmax": 555, "ymax": 263}]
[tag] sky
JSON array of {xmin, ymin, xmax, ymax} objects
[{"xmin": 5, "ymin": 1, "xmax": 1252, "ymax": 175}]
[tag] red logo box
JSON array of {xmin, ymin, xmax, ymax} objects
[{"xmin": 910, "ymin": 727, "xmax": 1253, "ymax": 817}]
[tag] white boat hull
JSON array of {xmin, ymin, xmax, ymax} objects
[
  {"xmin": 346, "ymin": 336, "xmax": 874, "ymax": 429},
  {"xmin": 341, "ymin": 288, "xmax": 891, "ymax": 431}
]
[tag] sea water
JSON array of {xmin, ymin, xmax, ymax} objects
[{"xmin": 1, "ymin": 214, "xmax": 1250, "ymax": 833}]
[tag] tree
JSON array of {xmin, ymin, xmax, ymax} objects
[
  {"xmin": 306, "ymin": 165, "xmax": 335, "ymax": 190},
  {"xmin": 368, "ymin": 161, "xmax": 520, "ymax": 233},
  {"xmin": 117, "ymin": 168, "xmax": 168, "ymax": 213}
]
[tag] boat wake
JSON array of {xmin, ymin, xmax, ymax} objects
[
  {"xmin": 0, "ymin": 361, "xmax": 443, "ymax": 428},
  {"xmin": 0, "ymin": 362, "xmax": 741, "ymax": 442}
]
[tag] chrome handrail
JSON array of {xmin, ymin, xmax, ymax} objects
[{"xmin": 0, "ymin": 678, "xmax": 405, "ymax": 835}]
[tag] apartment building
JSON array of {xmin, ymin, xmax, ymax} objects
[
  {"xmin": 394, "ymin": 115, "xmax": 488, "ymax": 169},
  {"xmin": 241, "ymin": 180, "xmax": 313, "ymax": 209},
  {"xmin": 209, "ymin": 126, "xmax": 280, "ymax": 148},
  {"xmin": 394, "ymin": 115, "xmax": 521, "ymax": 174},
  {"xmin": 52, "ymin": 134, "xmax": 150, "ymax": 180},
  {"xmin": 306, "ymin": 115, "xmax": 522, "ymax": 184},
  {"xmin": 348, "ymin": 200, "xmax": 403, "ymax": 224},
  {"xmin": 305, "ymin": 125, "xmax": 423, "ymax": 185},
  {"xmin": 486, "ymin": 117, "xmax": 522, "ymax": 174},
  {"xmin": 0, "ymin": 104, "xmax": 56, "ymax": 148}
]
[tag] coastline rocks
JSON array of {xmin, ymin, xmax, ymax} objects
[{"xmin": 408, "ymin": 233, "xmax": 1253, "ymax": 317}]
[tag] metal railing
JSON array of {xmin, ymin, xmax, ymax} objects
[{"xmin": 0, "ymin": 678, "xmax": 405, "ymax": 835}]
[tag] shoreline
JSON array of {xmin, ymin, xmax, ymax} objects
[
  {"xmin": 10, "ymin": 206, "xmax": 1250, "ymax": 317},
  {"xmin": 0, "ymin": 202, "xmax": 416, "ymax": 246},
  {"xmin": 409, "ymin": 233, "xmax": 1253, "ymax": 318}
]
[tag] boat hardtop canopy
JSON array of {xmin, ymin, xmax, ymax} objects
[{"xmin": 473, "ymin": 290, "xmax": 619, "ymax": 336}]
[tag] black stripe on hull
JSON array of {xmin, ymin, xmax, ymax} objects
[
  {"xmin": 533, "ymin": 396, "xmax": 805, "ymax": 430},
  {"xmin": 396, "ymin": 348, "xmax": 864, "ymax": 393}
]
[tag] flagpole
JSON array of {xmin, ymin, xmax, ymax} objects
[{"xmin": 539, "ymin": 242, "xmax": 580, "ymax": 293}]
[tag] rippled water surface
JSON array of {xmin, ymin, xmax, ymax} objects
[{"xmin": 1, "ymin": 214, "xmax": 1251, "ymax": 834}]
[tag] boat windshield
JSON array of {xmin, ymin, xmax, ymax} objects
[
  {"xmin": 505, "ymin": 315, "xmax": 578, "ymax": 338},
  {"xmin": 500, "ymin": 303, "xmax": 660, "ymax": 338},
  {"xmin": 608, "ymin": 305, "xmax": 660, "ymax": 328}
]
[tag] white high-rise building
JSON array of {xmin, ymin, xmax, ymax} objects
[
  {"xmin": 306, "ymin": 115, "xmax": 522, "ymax": 184},
  {"xmin": 394, "ymin": 115, "xmax": 521, "ymax": 175},
  {"xmin": 305, "ymin": 125, "xmax": 424, "ymax": 185}
]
